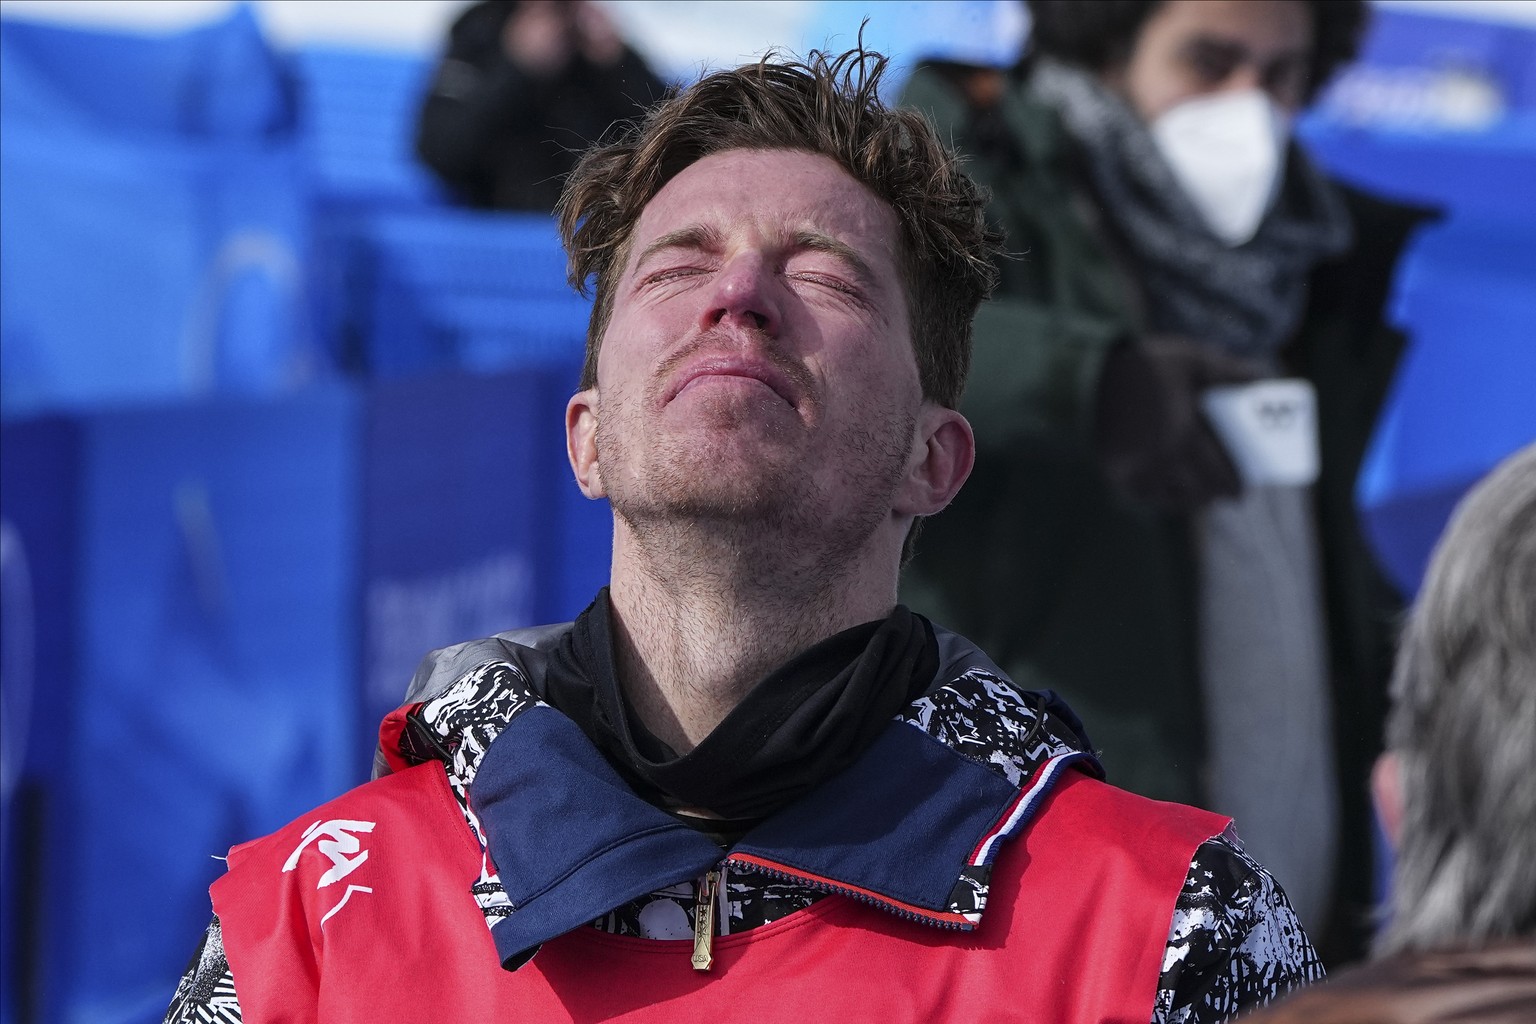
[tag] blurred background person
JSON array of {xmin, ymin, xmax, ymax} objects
[
  {"xmin": 1243, "ymin": 442, "xmax": 1536, "ymax": 1022},
  {"xmin": 899, "ymin": 0, "xmax": 1431, "ymax": 960},
  {"xmin": 415, "ymin": 0, "xmax": 666, "ymax": 210}
]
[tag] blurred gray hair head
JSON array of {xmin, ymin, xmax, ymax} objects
[{"xmin": 1377, "ymin": 442, "xmax": 1536, "ymax": 954}]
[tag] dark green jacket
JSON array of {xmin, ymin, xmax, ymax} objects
[{"xmin": 900, "ymin": 62, "xmax": 1427, "ymax": 955}]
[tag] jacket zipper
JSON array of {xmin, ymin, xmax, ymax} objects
[
  {"xmin": 691, "ymin": 869, "xmax": 719, "ymax": 971},
  {"xmin": 723, "ymin": 854, "xmax": 970, "ymax": 931}
]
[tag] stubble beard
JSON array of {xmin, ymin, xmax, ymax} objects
[{"xmin": 597, "ymin": 393, "xmax": 916, "ymax": 575}]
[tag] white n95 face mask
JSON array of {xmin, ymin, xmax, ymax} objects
[{"xmin": 1150, "ymin": 89, "xmax": 1290, "ymax": 247}]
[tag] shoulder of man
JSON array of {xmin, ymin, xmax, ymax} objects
[
  {"xmin": 372, "ymin": 622, "xmax": 575, "ymax": 779},
  {"xmin": 220, "ymin": 763, "xmax": 472, "ymax": 887},
  {"xmin": 925, "ymin": 622, "xmax": 1099, "ymax": 759},
  {"xmin": 924, "ymin": 623, "xmax": 1234, "ymax": 917},
  {"xmin": 404, "ymin": 622, "xmax": 573, "ymax": 705},
  {"xmin": 208, "ymin": 761, "xmax": 491, "ymax": 1021}
]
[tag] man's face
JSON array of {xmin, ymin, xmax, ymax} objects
[
  {"xmin": 1114, "ymin": 0, "xmax": 1315, "ymax": 119},
  {"xmin": 566, "ymin": 148, "xmax": 925, "ymax": 548}
]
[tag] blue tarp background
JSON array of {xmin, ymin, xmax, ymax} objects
[
  {"xmin": 0, "ymin": 6, "xmax": 317, "ymax": 415},
  {"xmin": 1358, "ymin": 215, "xmax": 1536, "ymax": 593},
  {"xmin": 0, "ymin": 13, "xmax": 606, "ymax": 1018},
  {"xmin": 1296, "ymin": 10, "xmax": 1536, "ymax": 596},
  {"xmin": 0, "ymin": 368, "xmax": 609, "ymax": 1022},
  {"xmin": 2, "ymin": 388, "xmax": 361, "ymax": 1022}
]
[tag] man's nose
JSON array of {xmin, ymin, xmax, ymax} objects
[{"xmin": 703, "ymin": 252, "xmax": 781, "ymax": 336}]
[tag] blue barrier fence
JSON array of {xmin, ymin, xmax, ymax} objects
[
  {"xmin": 1359, "ymin": 215, "xmax": 1536, "ymax": 595},
  {"xmin": 1301, "ymin": 6, "xmax": 1536, "ymax": 216},
  {"xmin": 1, "ymin": 12, "xmax": 608, "ymax": 1014},
  {"xmin": 0, "ymin": 368, "xmax": 609, "ymax": 1022},
  {"xmin": 0, "ymin": 14, "xmax": 590, "ymax": 415},
  {"xmin": 0, "ymin": 7, "xmax": 313, "ymax": 415},
  {"xmin": 2, "ymin": 388, "xmax": 361, "ymax": 1021},
  {"xmin": 1298, "ymin": 7, "xmax": 1536, "ymax": 595},
  {"xmin": 288, "ymin": 46, "xmax": 443, "ymax": 208}
]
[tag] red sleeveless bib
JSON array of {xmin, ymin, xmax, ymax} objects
[{"xmin": 213, "ymin": 761, "xmax": 1225, "ymax": 1023}]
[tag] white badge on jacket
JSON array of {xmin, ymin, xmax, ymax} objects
[{"xmin": 1201, "ymin": 379, "xmax": 1320, "ymax": 487}]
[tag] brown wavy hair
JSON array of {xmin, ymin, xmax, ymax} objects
[{"xmin": 557, "ymin": 46, "xmax": 1000, "ymax": 409}]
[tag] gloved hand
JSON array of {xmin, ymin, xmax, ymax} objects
[{"xmin": 1093, "ymin": 335, "xmax": 1265, "ymax": 511}]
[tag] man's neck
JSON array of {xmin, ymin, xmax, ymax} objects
[{"xmin": 606, "ymin": 520, "xmax": 899, "ymax": 753}]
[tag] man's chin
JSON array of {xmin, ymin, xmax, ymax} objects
[{"xmin": 615, "ymin": 476, "xmax": 800, "ymax": 530}]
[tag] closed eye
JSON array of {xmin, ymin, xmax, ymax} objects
[
  {"xmin": 786, "ymin": 270, "xmax": 859, "ymax": 296},
  {"xmin": 642, "ymin": 265, "xmax": 708, "ymax": 286}
]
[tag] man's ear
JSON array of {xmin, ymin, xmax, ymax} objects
[
  {"xmin": 894, "ymin": 404, "xmax": 974, "ymax": 517},
  {"xmin": 566, "ymin": 389, "xmax": 606, "ymax": 499},
  {"xmin": 1371, "ymin": 752, "xmax": 1405, "ymax": 852}
]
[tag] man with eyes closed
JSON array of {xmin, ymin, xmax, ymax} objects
[{"xmin": 167, "ymin": 48, "xmax": 1320, "ymax": 1024}]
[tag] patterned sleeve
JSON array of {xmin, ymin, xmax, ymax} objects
[
  {"xmin": 164, "ymin": 915, "xmax": 242, "ymax": 1023},
  {"xmin": 1151, "ymin": 826, "xmax": 1325, "ymax": 1024}
]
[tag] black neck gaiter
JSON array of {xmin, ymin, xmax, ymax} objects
[{"xmin": 542, "ymin": 589, "xmax": 938, "ymax": 822}]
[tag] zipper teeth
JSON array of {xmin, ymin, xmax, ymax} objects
[{"xmin": 724, "ymin": 856, "xmax": 968, "ymax": 931}]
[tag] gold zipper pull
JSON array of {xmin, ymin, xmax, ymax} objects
[{"xmin": 692, "ymin": 869, "xmax": 719, "ymax": 972}]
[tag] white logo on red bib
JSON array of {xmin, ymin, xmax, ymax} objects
[{"xmin": 283, "ymin": 819, "xmax": 376, "ymax": 887}]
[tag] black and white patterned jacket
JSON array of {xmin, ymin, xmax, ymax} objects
[{"xmin": 168, "ymin": 623, "xmax": 1322, "ymax": 1023}]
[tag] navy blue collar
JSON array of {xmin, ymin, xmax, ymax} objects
[{"xmin": 468, "ymin": 637, "xmax": 1098, "ymax": 970}]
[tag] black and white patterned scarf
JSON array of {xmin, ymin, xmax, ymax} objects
[{"xmin": 1027, "ymin": 57, "xmax": 1352, "ymax": 357}]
